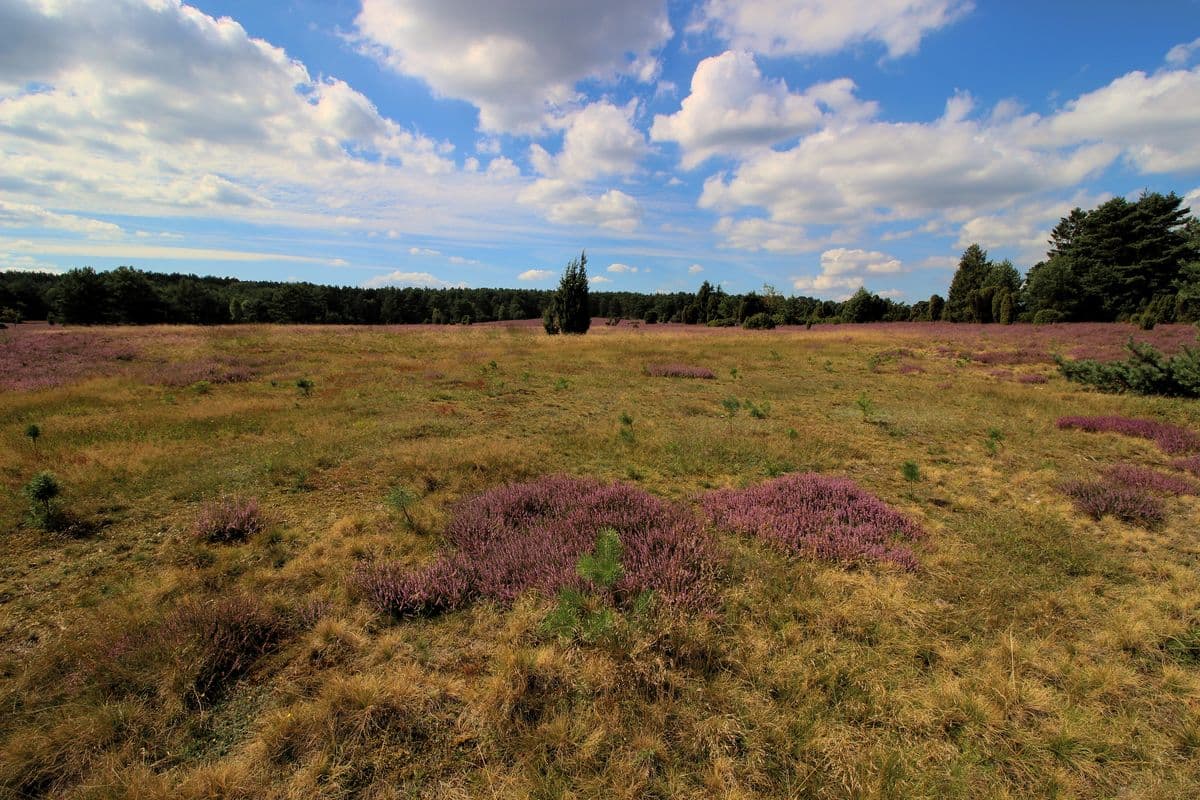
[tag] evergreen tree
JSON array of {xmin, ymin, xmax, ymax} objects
[
  {"xmin": 543, "ymin": 251, "xmax": 591, "ymax": 335},
  {"xmin": 946, "ymin": 244, "xmax": 991, "ymax": 322},
  {"xmin": 928, "ymin": 294, "xmax": 945, "ymax": 321}
]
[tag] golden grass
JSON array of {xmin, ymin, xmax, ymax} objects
[{"xmin": 1, "ymin": 322, "xmax": 1198, "ymax": 798}]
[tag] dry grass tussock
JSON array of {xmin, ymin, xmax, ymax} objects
[{"xmin": 1, "ymin": 321, "xmax": 1199, "ymax": 797}]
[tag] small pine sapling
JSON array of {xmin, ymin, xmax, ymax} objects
[
  {"xmin": 25, "ymin": 423, "xmax": 40, "ymax": 455},
  {"xmin": 295, "ymin": 377, "xmax": 314, "ymax": 397},
  {"xmin": 24, "ymin": 471, "xmax": 60, "ymax": 530},
  {"xmin": 901, "ymin": 461, "xmax": 921, "ymax": 482},
  {"xmin": 386, "ymin": 484, "xmax": 419, "ymax": 529}
]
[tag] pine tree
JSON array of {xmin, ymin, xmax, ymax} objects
[
  {"xmin": 543, "ymin": 251, "xmax": 591, "ymax": 335},
  {"xmin": 946, "ymin": 244, "xmax": 992, "ymax": 322}
]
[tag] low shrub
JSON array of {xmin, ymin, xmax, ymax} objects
[
  {"xmin": 1056, "ymin": 338, "xmax": 1200, "ymax": 397},
  {"xmin": 1017, "ymin": 373, "xmax": 1049, "ymax": 384},
  {"xmin": 23, "ymin": 471, "xmax": 61, "ymax": 531},
  {"xmin": 352, "ymin": 476, "xmax": 718, "ymax": 618},
  {"xmin": 1060, "ymin": 479, "xmax": 1165, "ymax": 527},
  {"xmin": 706, "ymin": 317, "xmax": 736, "ymax": 327},
  {"xmin": 194, "ymin": 496, "xmax": 264, "ymax": 543},
  {"xmin": 644, "ymin": 363, "xmax": 716, "ymax": 379},
  {"xmin": 1104, "ymin": 463, "xmax": 1197, "ymax": 496},
  {"xmin": 742, "ymin": 312, "xmax": 776, "ymax": 330},
  {"xmin": 350, "ymin": 557, "xmax": 471, "ymax": 618},
  {"xmin": 160, "ymin": 594, "xmax": 287, "ymax": 709},
  {"xmin": 702, "ymin": 473, "xmax": 925, "ymax": 570},
  {"xmin": 1173, "ymin": 455, "xmax": 1200, "ymax": 477},
  {"xmin": 1057, "ymin": 415, "xmax": 1200, "ymax": 455}
]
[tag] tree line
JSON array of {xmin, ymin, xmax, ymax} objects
[{"xmin": 1, "ymin": 191, "xmax": 1194, "ymax": 329}]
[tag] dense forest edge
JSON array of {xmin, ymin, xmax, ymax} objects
[{"xmin": 2, "ymin": 191, "xmax": 1197, "ymax": 329}]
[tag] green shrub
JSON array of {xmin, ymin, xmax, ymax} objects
[
  {"xmin": 901, "ymin": 461, "xmax": 920, "ymax": 482},
  {"xmin": 542, "ymin": 529, "xmax": 649, "ymax": 645},
  {"xmin": 25, "ymin": 423, "xmax": 40, "ymax": 454},
  {"xmin": 742, "ymin": 312, "xmax": 776, "ymax": 330},
  {"xmin": 1032, "ymin": 309, "xmax": 1066, "ymax": 325},
  {"xmin": 1056, "ymin": 338, "xmax": 1200, "ymax": 397},
  {"xmin": 295, "ymin": 377, "xmax": 314, "ymax": 396},
  {"xmin": 24, "ymin": 471, "xmax": 61, "ymax": 530}
]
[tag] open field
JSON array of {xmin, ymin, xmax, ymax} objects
[{"xmin": 2, "ymin": 321, "xmax": 1199, "ymax": 799}]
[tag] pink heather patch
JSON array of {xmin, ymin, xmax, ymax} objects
[
  {"xmin": 0, "ymin": 328, "xmax": 141, "ymax": 391},
  {"xmin": 1060, "ymin": 479, "xmax": 1165, "ymax": 526},
  {"xmin": 1104, "ymin": 464, "xmax": 1197, "ymax": 496},
  {"xmin": 970, "ymin": 348, "xmax": 1049, "ymax": 365},
  {"xmin": 989, "ymin": 369, "xmax": 1013, "ymax": 379},
  {"xmin": 1057, "ymin": 416, "xmax": 1200, "ymax": 455},
  {"xmin": 703, "ymin": 474, "xmax": 925, "ymax": 571},
  {"xmin": 194, "ymin": 496, "xmax": 264, "ymax": 543},
  {"xmin": 897, "ymin": 363, "xmax": 925, "ymax": 375},
  {"xmin": 352, "ymin": 476, "xmax": 718, "ymax": 617},
  {"xmin": 1173, "ymin": 455, "xmax": 1200, "ymax": 477},
  {"xmin": 645, "ymin": 363, "xmax": 717, "ymax": 379},
  {"xmin": 1017, "ymin": 374, "xmax": 1049, "ymax": 384}
]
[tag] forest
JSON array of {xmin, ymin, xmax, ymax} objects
[{"xmin": 2, "ymin": 192, "xmax": 1196, "ymax": 329}]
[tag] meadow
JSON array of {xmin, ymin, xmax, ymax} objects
[{"xmin": 1, "ymin": 320, "xmax": 1198, "ymax": 799}]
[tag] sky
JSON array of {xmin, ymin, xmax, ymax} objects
[{"xmin": 1, "ymin": 0, "xmax": 1199, "ymax": 300}]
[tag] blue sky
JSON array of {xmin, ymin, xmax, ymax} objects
[{"xmin": 1, "ymin": 0, "xmax": 1198, "ymax": 300}]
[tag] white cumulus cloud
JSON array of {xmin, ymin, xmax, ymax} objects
[{"xmin": 518, "ymin": 269, "xmax": 555, "ymax": 281}]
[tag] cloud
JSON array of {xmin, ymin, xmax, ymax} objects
[
  {"xmin": 1041, "ymin": 66, "xmax": 1200, "ymax": 172},
  {"xmin": 688, "ymin": 264, "xmax": 704, "ymax": 273},
  {"xmin": 792, "ymin": 247, "xmax": 903, "ymax": 298},
  {"xmin": 699, "ymin": 0, "xmax": 972, "ymax": 59},
  {"xmin": 409, "ymin": 247, "xmax": 442, "ymax": 256},
  {"xmin": 363, "ymin": 270, "xmax": 459, "ymax": 288},
  {"xmin": 0, "ymin": 200, "xmax": 123, "ymax": 237},
  {"xmin": 651, "ymin": 50, "xmax": 875, "ymax": 168},
  {"xmin": 0, "ymin": 236, "xmax": 331, "ymax": 263},
  {"xmin": 1166, "ymin": 37, "xmax": 1200, "ymax": 66},
  {"xmin": 532, "ymin": 101, "xmax": 648, "ymax": 182},
  {"xmin": 589, "ymin": 275, "xmax": 613, "ymax": 284},
  {"xmin": 518, "ymin": 181, "xmax": 642, "ymax": 232},
  {"xmin": 0, "ymin": 0, "xmax": 546, "ymax": 244},
  {"xmin": 354, "ymin": 0, "xmax": 672, "ymax": 133},
  {"xmin": 698, "ymin": 87, "xmax": 1126, "ymax": 251},
  {"xmin": 953, "ymin": 191, "xmax": 1110, "ymax": 265},
  {"xmin": 518, "ymin": 269, "xmax": 555, "ymax": 281},
  {"xmin": 607, "ymin": 263, "xmax": 638, "ymax": 273}
]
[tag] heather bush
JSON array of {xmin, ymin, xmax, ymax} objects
[
  {"xmin": 1017, "ymin": 373, "xmax": 1049, "ymax": 384},
  {"xmin": 1060, "ymin": 479, "xmax": 1165, "ymax": 527},
  {"xmin": 1173, "ymin": 455, "xmax": 1200, "ymax": 477},
  {"xmin": 161, "ymin": 594, "xmax": 287, "ymax": 709},
  {"xmin": 352, "ymin": 477, "xmax": 718, "ymax": 618},
  {"xmin": 194, "ymin": 496, "xmax": 264, "ymax": 543},
  {"xmin": 644, "ymin": 363, "xmax": 716, "ymax": 379},
  {"xmin": 350, "ymin": 557, "xmax": 472, "ymax": 618},
  {"xmin": 1056, "ymin": 339, "xmax": 1200, "ymax": 397},
  {"xmin": 1057, "ymin": 416, "xmax": 1200, "ymax": 455},
  {"xmin": 1103, "ymin": 464, "xmax": 1197, "ymax": 496},
  {"xmin": 703, "ymin": 473, "xmax": 925, "ymax": 570}
]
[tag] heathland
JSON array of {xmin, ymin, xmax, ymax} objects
[{"xmin": 2, "ymin": 320, "xmax": 1199, "ymax": 798}]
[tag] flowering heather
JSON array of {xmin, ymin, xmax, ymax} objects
[
  {"xmin": 1057, "ymin": 416, "xmax": 1200, "ymax": 455},
  {"xmin": 352, "ymin": 476, "xmax": 718, "ymax": 618},
  {"xmin": 1173, "ymin": 455, "xmax": 1200, "ymax": 477},
  {"xmin": 897, "ymin": 363, "xmax": 925, "ymax": 375},
  {"xmin": 645, "ymin": 363, "xmax": 717, "ymax": 379},
  {"xmin": 1017, "ymin": 373, "xmax": 1049, "ymax": 384},
  {"xmin": 970, "ymin": 348, "xmax": 1049, "ymax": 365},
  {"xmin": 0, "ymin": 327, "xmax": 141, "ymax": 391},
  {"xmin": 194, "ymin": 496, "xmax": 264, "ymax": 543},
  {"xmin": 1103, "ymin": 464, "xmax": 1197, "ymax": 496},
  {"xmin": 703, "ymin": 474, "xmax": 925, "ymax": 570},
  {"xmin": 1060, "ymin": 479, "xmax": 1165, "ymax": 527}
]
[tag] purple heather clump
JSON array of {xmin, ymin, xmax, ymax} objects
[
  {"xmin": 148, "ymin": 358, "xmax": 255, "ymax": 388},
  {"xmin": 1057, "ymin": 415, "xmax": 1200, "ymax": 455},
  {"xmin": 703, "ymin": 473, "xmax": 925, "ymax": 571},
  {"xmin": 645, "ymin": 363, "xmax": 717, "ymax": 379},
  {"xmin": 1060, "ymin": 478, "xmax": 1165, "ymax": 526},
  {"xmin": 194, "ymin": 496, "xmax": 264, "ymax": 543},
  {"xmin": 350, "ymin": 556, "xmax": 471, "ymax": 618},
  {"xmin": 1017, "ymin": 373, "xmax": 1049, "ymax": 384},
  {"xmin": 1104, "ymin": 464, "xmax": 1197, "ymax": 496},
  {"xmin": 352, "ymin": 476, "xmax": 718, "ymax": 618},
  {"xmin": 0, "ymin": 328, "xmax": 142, "ymax": 391},
  {"xmin": 897, "ymin": 363, "xmax": 925, "ymax": 375},
  {"xmin": 1173, "ymin": 455, "xmax": 1200, "ymax": 477}
]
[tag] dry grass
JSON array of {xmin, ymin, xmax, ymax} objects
[{"xmin": 1, "ymin": 321, "xmax": 1199, "ymax": 798}]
